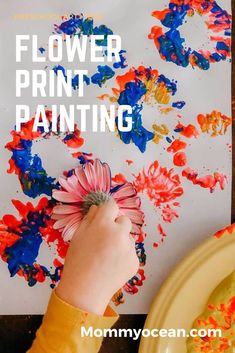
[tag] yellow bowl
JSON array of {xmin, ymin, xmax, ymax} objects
[{"xmin": 139, "ymin": 226, "xmax": 235, "ymax": 353}]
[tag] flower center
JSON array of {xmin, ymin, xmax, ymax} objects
[{"xmin": 81, "ymin": 191, "xmax": 112, "ymax": 216}]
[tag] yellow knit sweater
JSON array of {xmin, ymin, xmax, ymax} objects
[{"xmin": 27, "ymin": 291, "xmax": 118, "ymax": 353}]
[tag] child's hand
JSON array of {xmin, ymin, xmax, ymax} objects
[{"xmin": 56, "ymin": 200, "xmax": 139, "ymax": 315}]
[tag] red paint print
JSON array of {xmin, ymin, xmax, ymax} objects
[
  {"xmin": 134, "ymin": 161, "xmax": 184, "ymax": 207},
  {"xmin": 175, "ymin": 122, "xmax": 199, "ymax": 138},
  {"xmin": 161, "ymin": 204, "xmax": 179, "ymax": 223},
  {"xmin": 182, "ymin": 168, "xmax": 227, "ymax": 192}
]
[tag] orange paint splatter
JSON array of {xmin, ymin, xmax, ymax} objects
[
  {"xmin": 197, "ymin": 111, "xmax": 232, "ymax": 136},
  {"xmin": 97, "ymin": 93, "xmax": 109, "ymax": 100},
  {"xmin": 152, "ymin": 9, "xmax": 171, "ymax": 21},
  {"xmin": 126, "ymin": 159, "xmax": 133, "ymax": 165},
  {"xmin": 112, "ymin": 173, "xmax": 127, "ymax": 184},
  {"xmin": 175, "ymin": 122, "xmax": 199, "ymax": 138},
  {"xmin": 167, "ymin": 139, "xmax": 187, "ymax": 153},
  {"xmin": 214, "ymin": 223, "xmax": 235, "ymax": 239},
  {"xmin": 190, "ymin": 295, "xmax": 235, "ymax": 352},
  {"xmin": 148, "ymin": 26, "xmax": 164, "ymax": 50},
  {"xmin": 65, "ymin": 129, "xmax": 84, "ymax": 148},
  {"xmin": 113, "ymin": 69, "xmax": 137, "ymax": 94}
]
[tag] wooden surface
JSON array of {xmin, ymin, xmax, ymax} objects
[{"xmin": 0, "ymin": 9, "xmax": 234, "ymax": 353}]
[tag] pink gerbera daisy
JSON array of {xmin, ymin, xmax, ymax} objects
[{"xmin": 52, "ymin": 159, "xmax": 144, "ymax": 241}]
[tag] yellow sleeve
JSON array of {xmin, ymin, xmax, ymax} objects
[{"xmin": 27, "ymin": 290, "xmax": 119, "ymax": 353}]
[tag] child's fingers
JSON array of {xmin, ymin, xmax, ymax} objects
[
  {"xmin": 95, "ymin": 199, "xmax": 119, "ymax": 222},
  {"xmin": 115, "ymin": 215, "xmax": 132, "ymax": 232},
  {"xmin": 85, "ymin": 204, "xmax": 98, "ymax": 223}
]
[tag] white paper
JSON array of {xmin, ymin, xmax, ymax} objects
[{"xmin": 0, "ymin": 0, "xmax": 231, "ymax": 314}]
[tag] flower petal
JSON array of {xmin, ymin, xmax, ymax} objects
[
  {"xmin": 58, "ymin": 177, "xmax": 75, "ymax": 194},
  {"xmin": 113, "ymin": 183, "xmax": 136, "ymax": 200},
  {"xmin": 119, "ymin": 207, "xmax": 144, "ymax": 225},
  {"xmin": 62, "ymin": 215, "xmax": 82, "ymax": 242},
  {"xmin": 67, "ymin": 174, "xmax": 86, "ymax": 199},
  {"xmin": 93, "ymin": 159, "xmax": 104, "ymax": 191},
  {"xmin": 53, "ymin": 214, "xmax": 79, "ymax": 230},
  {"xmin": 117, "ymin": 196, "xmax": 141, "ymax": 209},
  {"xmin": 102, "ymin": 162, "xmax": 111, "ymax": 192},
  {"xmin": 51, "ymin": 214, "xmax": 65, "ymax": 220},
  {"xmin": 131, "ymin": 222, "xmax": 142, "ymax": 234},
  {"xmin": 52, "ymin": 190, "xmax": 81, "ymax": 203},
  {"xmin": 75, "ymin": 165, "xmax": 91, "ymax": 191},
  {"xmin": 83, "ymin": 162, "xmax": 97, "ymax": 192},
  {"xmin": 53, "ymin": 204, "xmax": 81, "ymax": 215}
]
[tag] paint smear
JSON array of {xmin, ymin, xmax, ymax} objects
[
  {"xmin": 161, "ymin": 203, "xmax": 180, "ymax": 222},
  {"xmin": 153, "ymin": 224, "xmax": 167, "ymax": 248},
  {"xmin": 214, "ymin": 223, "xmax": 235, "ymax": 239},
  {"xmin": 152, "ymin": 124, "xmax": 169, "ymax": 144},
  {"xmin": 0, "ymin": 197, "xmax": 67, "ymax": 287},
  {"xmin": 182, "ymin": 168, "xmax": 227, "ymax": 192}
]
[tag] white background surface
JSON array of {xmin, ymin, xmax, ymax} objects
[{"xmin": 0, "ymin": 0, "xmax": 232, "ymax": 314}]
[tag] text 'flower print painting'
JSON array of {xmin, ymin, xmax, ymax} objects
[{"xmin": 0, "ymin": 0, "xmax": 231, "ymax": 313}]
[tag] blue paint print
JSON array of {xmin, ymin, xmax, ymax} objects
[
  {"xmin": 91, "ymin": 65, "xmax": 115, "ymax": 87},
  {"xmin": 172, "ymin": 101, "xmax": 186, "ymax": 109},
  {"xmin": 1, "ymin": 198, "xmax": 64, "ymax": 287},
  {"xmin": 51, "ymin": 14, "xmax": 127, "ymax": 87},
  {"xmin": 149, "ymin": 1, "xmax": 231, "ymax": 69},
  {"xmin": 53, "ymin": 65, "xmax": 90, "ymax": 90},
  {"xmin": 39, "ymin": 47, "xmax": 46, "ymax": 54}
]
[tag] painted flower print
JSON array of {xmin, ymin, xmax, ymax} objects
[{"xmin": 52, "ymin": 159, "xmax": 144, "ymax": 241}]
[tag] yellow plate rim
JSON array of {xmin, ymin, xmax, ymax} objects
[{"xmin": 138, "ymin": 229, "xmax": 235, "ymax": 353}]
